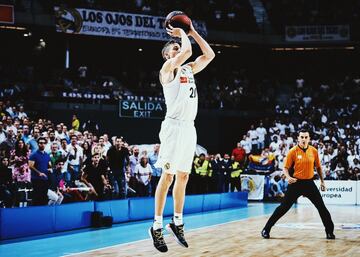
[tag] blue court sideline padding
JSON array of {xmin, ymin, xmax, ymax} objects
[
  {"xmin": 94, "ymin": 200, "xmax": 130, "ymax": 223},
  {"xmin": 109, "ymin": 199, "xmax": 129, "ymax": 223},
  {"xmin": 183, "ymin": 194, "xmax": 204, "ymax": 214},
  {"xmin": 220, "ymin": 192, "xmax": 248, "ymax": 209},
  {"xmin": 0, "ymin": 192, "xmax": 248, "ymax": 240},
  {"xmin": 55, "ymin": 202, "xmax": 94, "ymax": 232},
  {"xmin": 0, "ymin": 206, "xmax": 55, "ymax": 240},
  {"xmin": 203, "ymin": 193, "xmax": 221, "ymax": 212},
  {"xmin": 129, "ymin": 197, "xmax": 155, "ymax": 221},
  {"xmin": 94, "ymin": 201, "xmax": 112, "ymax": 217},
  {"xmin": 163, "ymin": 196, "xmax": 174, "ymax": 217}
]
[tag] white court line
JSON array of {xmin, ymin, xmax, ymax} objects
[{"xmin": 60, "ymin": 209, "xmax": 282, "ymax": 257}]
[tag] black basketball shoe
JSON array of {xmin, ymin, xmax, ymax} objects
[
  {"xmin": 261, "ymin": 228, "xmax": 270, "ymax": 239},
  {"xmin": 166, "ymin": 220, "xmax": 189, "ymax": 248},
  {"xmin": 149, "ymin": 227, "xmax": 168, "ymax": 252},
  {"xmin": 326, "ymin": 232, "xmax": 336, "ymax": 240}
]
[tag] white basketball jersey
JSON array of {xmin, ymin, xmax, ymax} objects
[{"xmin": 162, "ymin": 64, "xmax": 198, "ymax": 121}]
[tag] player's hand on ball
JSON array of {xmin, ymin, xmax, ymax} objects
[
  {"xmin": 188, "ymin": 21, "xmax": 196, "ymax": 36},
  {"xmin": 166, "ymin": 24, "xmax": 184, "ymax": 38},
  {"xmin": 320, "ymin": 181, "xmax": 326, "ymax": 191}
]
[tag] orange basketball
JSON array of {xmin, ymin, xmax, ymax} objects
[{"xmin": 165, "ymin": 11, "xmax": 191, "ymax": 33}]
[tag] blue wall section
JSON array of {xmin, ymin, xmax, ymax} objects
[
  {"xmin": 220, "ymin": 192, "xmax": 248, "ymax": 209},
  {"xmin": 55, "ymin": 202, "xmax": 94, "ymax": 232},
  {"xmin": 163, "ymin": 196, "xmax": 174, "ymax": 217},
  {"xmin": 0, "ymin": 192, "xmax": 247, "ymax": 240},
  {"xmin": 184, "ymin": 194, "xmax": 204, "ymax": 214},
  {"xmin": 95, "ymin": 200, "xmax": 129, "ymax": 223},
  {"xmin": 0, "ymin": 206, "xmax": 55, "ymax": 240},
  {"xmin": 109, "ymin": 199, "xmax": 130, "ymax": 223},
  {"xmin": 203, "ymin": 193, "xmax": 221, "ymax": 212},
  {"xmin": 94, "ymin": 201, "xmax": 112, "ymax": 217},
  {"xmin": 129, "ymin": 197, "xmax": 155, "ymax": 221}
]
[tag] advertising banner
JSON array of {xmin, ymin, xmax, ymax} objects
[
  {"xmin": 240, "ymin": 174, "xmax": 264, "ymax": 200},
  {"xmin": 55, "ymin": 7, "xmax": 207, "ymax": 41},
  {"xmin": 285, "ymin": 25, "xmax": 350, "ymax": 42},
  {"xmin": 298, "ymin": 180, "xmax": 357, "ymax": 205}
]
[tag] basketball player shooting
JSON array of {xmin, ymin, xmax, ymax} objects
[{"xmin": 148, "ymin": 13, "xmax": 215, "ymax": 253}]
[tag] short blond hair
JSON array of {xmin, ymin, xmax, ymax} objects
[{"xmin": 161, "ymin": 40, "xmax": 180, "ymax": 60}]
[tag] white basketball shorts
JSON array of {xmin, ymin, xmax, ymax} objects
[{"xmin": 155, "ymin": 118, "xmax": 197, "ymax": 174}]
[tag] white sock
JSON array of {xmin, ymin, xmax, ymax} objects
[
  {"xmin": 153, "ymin": 215, "xmax": 163, "ymax": 230},
  {"xmin": 174, "ymin": 212, "xmax": 183, "ymax": 226}
]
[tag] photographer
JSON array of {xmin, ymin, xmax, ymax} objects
[{"xmin": 67, "ymin": 135, "xmax": 83, "ymax": 183}]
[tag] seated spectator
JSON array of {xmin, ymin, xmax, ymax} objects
[
  {"xmin": 0, "ymin": 128, "xmax": 16, "ymax": 156},
  {"xmin": 0, "ymin": 157, "xmax": 14, "ymax": 208},
  {"xmin": 128, "ymin": 145, "xmax": 140, "ymax": 194},
  {"xmin": 240, "ymin": 134, "xmax": 252, "ymax": 155},
  {"xmin": 81, "ymin": 141, "xmax": 92, "ymax": 164},
  {"xmin": 148, "ymin": 144, "xmax": 162, "ymax": 196},
  {"xmin": 48, "ymin": 160, "xmax": 64, "ymax": 205},
  {"xmin": 278, "ymin": 174, "xmax": 288, "ymax": 193},
  {"xmin": 102, "ymin": 134, "xmax": 112, "ymax": 152},
  {"xmin": 324, "ymin": 170, "xmax": 336, "ymax": 180},
  {"xmin": 349, "ymin": 158, "xmax": 360, "ymax": 180},
  {"xmin": 269, "ymin": 175, "xmax": 284, "ymax": 199},
  {"xmin": 55, "ymin": 124, "xmax": 66, "ymax": 140},
  {"xmin": 72, "ymin": 114, "xmax": 80, "ymax": 131},
  {"xmin": 5, "ymin": 116, "xmax": 17, "ymax": 134},
  {"xmin": 91, "ymin": 144, "xmax": 106, "ymax": 160},
  {"xmin": 45, "ymin": 130, "xmax": 60, "ymax": 153},
  {"xmin": 67, "ymin": 135, "xmax": 84, "ymax": 182},
  {"xmin": 28, "ymin": 127, "xmax": 40, "ymax": 153},
  {"xmin": 231, "ymin": 142, "xmax": 246, "ymax": 167},
  {"xmin": 134, "ymin": 155, "xmax": 152, "ymax": 197},
  {"xmin": 28, "ymin": 137, "xmax": 52, "ymax": 206},
  {"xmin": 81, "ymin": 153, "xmax": 110, "ymax": 200},
  {"xmin": 10, "ymin": 139, "xmax": 29, "ymax": 167},
  {"xmin": 106, "ymin": 137, "xmax": 128, "ymax": 199},
  {"xmin": 256, "ymin": 122, "xmax": 267, "ymax": 150},
  {"xmin": 0, "ymin": 121, "xmax": 6, "ymax": 144},
  {"xmin": 334, "ymin": 162, "xmax": 348, "ymax": 180},
  {"xmin": 17, "ymin": 106, "xmax": 27, "ymax": 120}
]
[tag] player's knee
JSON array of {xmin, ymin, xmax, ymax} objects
[
  {"xmin": 176, "ymin": 172, "xmax": 189, "ymax": 184},
  {"xmin": 162, "ymin": 173, "xmax": 174, "ymax": 185}
]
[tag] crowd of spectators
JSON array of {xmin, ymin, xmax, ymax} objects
[
  {"xmin": 263, "ymin": 0, "xmax": 360, "ymax": 34},
  {"xmin": 35, "ymin": 64, "xmax": 275, "ymax": 111},
  {"xmin": 1, "ymin": 73, "xmax": 359, "ymax": 208},
  {"xmin": 0, "ymin": 61, "xmax": 275, "ymax": 111},
  {"xmin": 0, "ymin": 100, "xmax": 164, "ymax": 208}
]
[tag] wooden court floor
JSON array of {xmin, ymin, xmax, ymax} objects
[{"xmin": 70, "ymin": 205, "xmax": 360, "ymax": 257}]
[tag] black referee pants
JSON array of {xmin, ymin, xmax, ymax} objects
[{"xmin": 264, "ymin": 179, "xmax": 334, "ymax": 234}]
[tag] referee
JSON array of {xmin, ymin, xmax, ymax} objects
[{"xmin": 261, "ymin": 127, "xmax": 335, "ymax": 239}]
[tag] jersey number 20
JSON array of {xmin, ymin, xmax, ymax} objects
[{"xmin": 189, "ymin": 87, "xmax": 197, "ymax": 98}]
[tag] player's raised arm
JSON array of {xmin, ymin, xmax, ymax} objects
[
  {"xmin": 187, "ymin": 22, "xmax": 215, "ymax": 74},
  {"xmin": 162, "ymin": 25, "xmax": 192, "ymax": 73}
]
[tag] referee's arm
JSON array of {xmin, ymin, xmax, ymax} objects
[
  {"xmin": 314, "ymin": 150, "xmax": 326, "ymax": 191},
  {"xmin": 283, "ymin": 152, "xmax": 297, "ymax": 184}
]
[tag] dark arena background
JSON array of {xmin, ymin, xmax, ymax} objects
[{"xmin": 0, "ymin": 1, "xmax": 359, "ymax": 257}]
